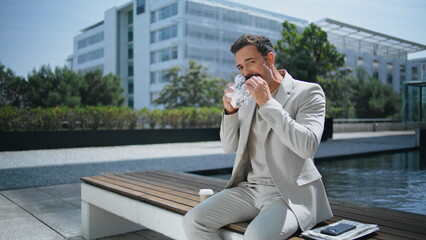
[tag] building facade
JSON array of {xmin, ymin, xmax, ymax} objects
[
  {"xmin": 68, "ymin": 0, "xmax": 306, "ymax": 109},
  {"xmin": 317, "ymin": 18, "xmax": 426, "ymax": 92},
  {"xmin": 68, "ymin": 0, "xmax": 426, "ymax": 109}
]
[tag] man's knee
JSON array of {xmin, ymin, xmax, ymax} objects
[
  {"xmin": 244, "ymin": 223, "xmax": 298, "ymax": 240},
  {"xmin": 182, "ymin": 207, "xmax": 198, "ymax": 233}
]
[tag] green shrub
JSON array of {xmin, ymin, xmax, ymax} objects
[{"xmin": 0, "ymin": 106, "xmax": 222, "ymax": 131}]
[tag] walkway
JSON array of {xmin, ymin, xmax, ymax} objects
[{"xmin": 0, "ymin": 131, "xmax": 418, "ymax": 239}]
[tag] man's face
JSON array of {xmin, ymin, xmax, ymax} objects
[{"xmin": 235, "ymin": 45, "xmax": 273, "ymax": 82}]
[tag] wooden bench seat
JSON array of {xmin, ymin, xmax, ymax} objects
[{"xmin": 81, "ymin": 170, "xmax": 426, "ymax": 240}]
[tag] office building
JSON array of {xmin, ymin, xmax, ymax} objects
[{"xmin": 68, "ymin": 0, "xmax": 426, "ymax": 109}]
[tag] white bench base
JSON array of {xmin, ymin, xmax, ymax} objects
[{"xmin": 81, "ymin": 183, "xmax": 243, "ymax": 240}]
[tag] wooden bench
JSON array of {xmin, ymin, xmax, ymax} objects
[{"xmin": 81, "ymin": 170, "xmax": 426, "ymax": 240}]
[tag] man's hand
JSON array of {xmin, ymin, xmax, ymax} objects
[
  {"xmin": 244, "ymin": 76, "xmax": 272, "ymax": 107},
  {"xmin": 222, "ymin": 83, "xmax": 238, "ymax": 114}
]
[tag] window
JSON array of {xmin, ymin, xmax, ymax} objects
[
  {"xmin": 128, "ymin": 26, "xmax": 133, "ymax": 42},
  {"xmin": 151, "ymin": 52, "xmax": 157, "ymax": 64},
  {"xmin": 387, "ymin": 63, "xmax": 393, "ymax": 84},
  {"xmin": 160, "ymin": 49, "xmax": 171, "ymax": 62},
  {"xmin": 357, "ymin": 57, "xmax": 364, "ymax": 68},
  {"xmin": 128, "ymin": 96, "xmax": 134, "ymax": 108},
  {"xmin": 158, "ymin": 3, "xmax": 178, "ymax": 20},
  {"xmin": 77, "ymin": 49, "xmax": 104, "ymax": 64},
  {"xmin": 128, "ymin": 44, "xmax": 133, "ymax": 59},
  {"xmin": 150, "ymin": 92, "xmax": 160, "ymax": 104},
  {"xmin": 150, "ymin": 31, "xmax": 156, "ymax": 43},
  {"xmin": 128, "ymin": 61, "xmax": 134, "ymax": 77},
  {"xmin": 128, "ymin": 82, "xmax": 134, "ymax": 94},
  {"xmin": 150, "ymin": 72, "xmax": 157, "ymax": 84},
  {"xmin": 77, "ymin": 32, "xmax": 104, "ymax": 49},
  {"xmin": 158, "ymin": 25, "xmax": 178, "ymax": 41},
  {"xmin": 136, "ymin": 0, "xmax": 145, "ymax": 15},
  {"xmin": 150, "ymin": 10, "xmax": 157, "ymax": 23},
  {"xmin": 373, "ymin": 60, "xmax": 379, "ymax": 79},
  {"xmin": 128, "ymin": 11, "xmax": 133, "ymax": 25},
  {"xmin": 152, "ymin": 47, "xmax": 178, "ymax": 64}
]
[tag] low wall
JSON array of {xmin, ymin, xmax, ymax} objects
[{"xmin": 333, "ymin": 122, "xmax": 425, "ymax": 133}]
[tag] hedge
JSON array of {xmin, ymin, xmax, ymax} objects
[{"xmin": 0, "ymin": 106, "xmax": 223, "ymax": 131}]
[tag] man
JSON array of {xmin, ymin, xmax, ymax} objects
[{"xmin": 182, "ymin": 34, "xmax": 332, "ymax": 239}]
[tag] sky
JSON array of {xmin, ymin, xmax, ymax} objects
[{"xmin": 0, "ymin": 0, "xmax": 425, "ymax": 77}]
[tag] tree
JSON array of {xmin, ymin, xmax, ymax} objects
[
  {"xmin": 0, "ymin": 63, "xmax": 28, "ymax": 107},
  {"xmin": 317, "ymin": 74, "xmax": 357, "ymax": 119},
  {"xmin": 274, "ymin": 21, "xmax": 345, "ymax": 82},
  {"xmin": 353, "ymin": 69, "xmax": 401, "ymax": 119},
  {"xmin": 154, "ymin": 60, "xmax": 227, "ymax": 109},
  {"xmin": 80, "ymin": 70, "xmax": 125, "ymax": 106},
  {"xmin": 26, "ymin": 65, "xmax": 85, "ymax": 108}
]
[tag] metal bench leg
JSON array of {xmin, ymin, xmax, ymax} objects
[{"xmin": 81, "ymin": 201, "xmax": 143, "ymax": 240}]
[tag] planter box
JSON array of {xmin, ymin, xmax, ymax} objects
[
  {"xmin": 1, "ymin": 119, "xmax": 332, "ymax": 151},
  {"xmin": 0, "ymin": 128, "xmax": 220, "ymax": 151}
]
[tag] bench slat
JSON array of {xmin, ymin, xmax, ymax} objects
[
  {"xmin": 82, "ymin": 176, "xmax": 192, "ymax": 214},
  {"xmin": 120, "ymin": 173, "xmax": 200, "ymax": 195},
  {"xmin": 92, "ymin": 176, "xmax": 200, "ymax": 207},
  {"xmin": 130, "ymin": 172, "xmax": 224, "ymax": 192},
  {"xmin": 106, "ymin": 174, "xmax": 200, "ymax": 202}
]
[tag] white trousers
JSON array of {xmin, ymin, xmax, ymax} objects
[{"xmin": 182, "ymin": 184, "xmax": 298, "ymax": 240}]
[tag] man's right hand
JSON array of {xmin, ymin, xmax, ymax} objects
[{"xmin": 222, "ymin": 83, "xmax": 238, "ymax": 114}]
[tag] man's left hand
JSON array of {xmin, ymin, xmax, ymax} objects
[{"xmin": 244, "ymin": 76, "xmax": 272, "ymax": 107}]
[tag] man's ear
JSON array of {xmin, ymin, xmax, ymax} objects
[{"xmin": 267, "ymin": 52, "xmax": 275, "ymax": 66}]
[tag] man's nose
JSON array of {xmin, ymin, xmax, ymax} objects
[{"xmin": 242, "ymin": 67, "xmax": 252, "ymax": 78}]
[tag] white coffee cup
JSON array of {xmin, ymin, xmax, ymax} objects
[{"xmin": 199, "ymin": 189, "xmax": 214, "ymax": 202}]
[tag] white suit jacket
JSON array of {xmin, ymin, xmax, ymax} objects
[{"xmin": 220, "ymin": 70, "xmax": 332, "ymax": 231}]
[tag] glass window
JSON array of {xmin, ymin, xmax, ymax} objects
[
  {"xmin": 158, "ymin": 3, "xmax": 178, "ymax": 20},
  {"xmin": 77, "ymin": 32, "xmax": 104, "ymax": 49},
  {"xmin": 160, "ymin": 49, "xmax": 170, "ymax": 62},
  {"xmin": 357, "ymin": 57, "xmax": 364, "ymax": 68},
  {"xmin": 77, "ymin": 48, "xmax": 104, "ymax": 64},
  {"xmin": 158, "ymin": 25, "xmax": 178, "ymax": 41},
  {"xmin": 128, "ymin": 11, "xmax": 133, "ymax": 25},
  {"xmin": 150, "ymin": 31, "xmax": 156, "ymax": 43},
  {"xmin": 128, "ymin": 44, "xmax": 133, "ymax": 59},
  {"xmin": 128, "ymin": 82, "xmax": 134, "ymax": 94},
  {"xmin": 150, "ymin": 72, "xmax": 157, "ymax": 84},
  {"xmin": 150, "ymin": 10, "xmax": 156, "ymax": 23},
  {"xmin": 128, "ymin": 61, "xmax": 134, "ymax": 77},
  {"xmin": 128, "ymin": 26, "xmax": 133, "ymax": 42},
  {"xmin": 128, "ymin": 96, "xmax": 134, "ymax": 108},
  {"xmin": 150, "ymin": 52, "xmax": 157, "ymax": 64},
  {"xmin": 136, "ymin": 0, "xmax": 145, "ymax": 15},
  {"xmin": 171, "ymin": 47, "xmax": 178, "ymax": 59}
]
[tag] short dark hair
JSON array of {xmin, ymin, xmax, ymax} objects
[{"xmin": 230, "ymin": 34, "xmax": 274, "ymax": 57}]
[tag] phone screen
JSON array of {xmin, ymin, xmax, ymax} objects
[{"xmin": 320, "ymin": 223, "xmax": 356, "ymax": 236}]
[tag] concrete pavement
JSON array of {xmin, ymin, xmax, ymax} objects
[{"xmin": 0, "ymin": 131, "xmax": 417, "ymax": 239}]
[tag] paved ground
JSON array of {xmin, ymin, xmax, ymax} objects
[{"xmin": 0, "ymin": 131, "xmax": 418, "ymax": 240}]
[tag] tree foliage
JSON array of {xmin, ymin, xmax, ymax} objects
[
  {"xmin": 26, "ymin": 65, "xmax": 85, "ymax": 108},
  {"xmin": 154, "ymin": 60, "xmax": 227, "ymax": 109},
  {"xmin": 0, "ymin": 63, "xmax": 27, "ymax": 107},
  {"xmin": 353, "ymin": 69, "xmax": 401, "ymax": 119},
  {"xmin": 0, "ymin": 63, "xmax": 124, "ymax": 108},
  {"xmin": 275, "ymin": 21, "xmax": 345, "ymax": 82},
  {"xmin": 80, "ymin": 70, "xmax": 125, "ymax": 106}
]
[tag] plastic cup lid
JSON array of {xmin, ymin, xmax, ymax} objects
[{"xmin": 199, "ymin": 189, "xmax": 214, "ymax": 195}]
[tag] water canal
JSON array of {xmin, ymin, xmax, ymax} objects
[{"xmin": 204, "ymin": 149, "xmax": 426, "ymax": 215}]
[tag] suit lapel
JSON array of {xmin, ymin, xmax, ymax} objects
[
  {"xmin": 264, "ymin": 71, "xmax": 294, "ymax": 136},
  {"xmin": 275, "ymin": 71, "xmax": 293, "ymax": 108},
  {"xmin": 238, "ymin": 96, "xmax": 256, "ymax": 153}
]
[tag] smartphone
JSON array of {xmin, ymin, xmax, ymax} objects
[{"xmin": 320, "ymin": 223, "xmax": 356, "ymax": 236}]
